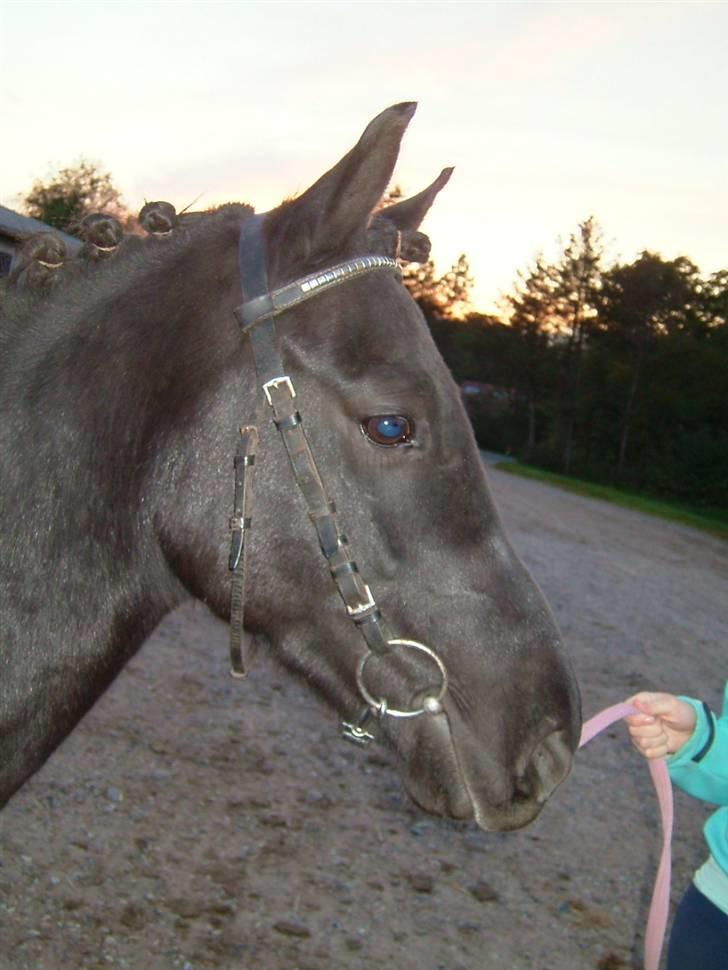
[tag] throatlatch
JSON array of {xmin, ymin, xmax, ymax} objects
[{"xmin": 227, "ymin": 214, "xmax": 448, "ymax": 743}]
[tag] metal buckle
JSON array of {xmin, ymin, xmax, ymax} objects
[
  {"xmin": 345, "ymin": 583, "xmax": 376, "ymax": 618},
  {"xmin": 262, "ymin": 376, "xmax": 296, "ymax": 406},
  {"xmin": 341, "ymin": 718, "xmax": 375, "ymax": 746},
  {"xmin": 341, "ymin": 702, "xmax": 387, "ymax": 745}
]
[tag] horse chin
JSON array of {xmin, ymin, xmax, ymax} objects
[
  {"xmin": 471, "ymin": 797, "xmax": 546, "ymax": 833},
  {"xmin": 400, "ymin": 747, "xmax": 547, "ymax": 833},
  {"xmin": 392, "ymin": 705, "xmax": 570, "ymax": 833}
]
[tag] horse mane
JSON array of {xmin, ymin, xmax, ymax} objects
[{"xmin": 0, "ymin": 202, "xmax": 254, "ymax": 360}]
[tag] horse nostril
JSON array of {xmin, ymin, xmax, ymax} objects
[{"xmin": 518, "ymin": 728, "xmax": 573, "ymax": 804}]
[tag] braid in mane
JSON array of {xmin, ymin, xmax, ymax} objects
[{"xmin": 6, "ymin": 233, "xmax": 68, "ymax": 294}]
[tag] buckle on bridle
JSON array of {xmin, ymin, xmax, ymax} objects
[
  {"xmin": 345, "ymin": 583, "xmax": 376, "ymax": 618},
  {"xmin": 262, "ymin": 376, "xmax": 296, "ymax": 406},
  {"xmin": 341, "ymin": 701, "xmax": 387, "ymax": 746}
]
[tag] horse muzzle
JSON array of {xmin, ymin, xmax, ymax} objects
[{"xmin": 388, "ymin": 691, "xmax": 578, "ymax": 832}]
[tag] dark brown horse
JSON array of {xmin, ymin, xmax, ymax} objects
[{"xmin": 0, "ymin": 103, "xmax": 580, "ymax": 831}]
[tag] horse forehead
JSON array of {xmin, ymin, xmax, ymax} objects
[
  {"xmin": 300, "ymin": 270, "xmax": 436, "ymax": 359},
  {"xmin": 315, "ymin": 326, "xmax": 446, "ymax": 406}
]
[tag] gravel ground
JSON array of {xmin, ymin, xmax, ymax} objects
[{"xmin": 1, "ymin": 466, "xmax": 726, "ymax": 970}]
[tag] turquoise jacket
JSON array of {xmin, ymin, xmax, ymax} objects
[{"xmin": 667, "ymin": 682, "xmax": 728, "ymax": 886}]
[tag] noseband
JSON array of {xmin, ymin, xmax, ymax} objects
[{"xmin": 228, "ymin": 215, "xmax": 448, "ymax": 744}]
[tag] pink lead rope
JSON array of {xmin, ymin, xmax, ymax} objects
[{"xmin": 579, "ymin": 703, "xmax": 674, "ymax": 970}]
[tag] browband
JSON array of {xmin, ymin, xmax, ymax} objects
[{"xmin": 235, "ymin": 216, "xmax": 399, "ymax": 330}]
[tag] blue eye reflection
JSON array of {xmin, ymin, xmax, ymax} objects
[
  {"xmin": 377, "ymin": 417, "xmax": 405, "ymax": 438},
  {"xmin": 361, "ymin": 414, "xmax": 414, "ymax": 447}
]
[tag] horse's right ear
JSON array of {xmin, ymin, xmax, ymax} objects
[{"xmin": 265, "ymin": 102, "xmax": 417, "ymax": 279}]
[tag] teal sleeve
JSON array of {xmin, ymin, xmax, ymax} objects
[{"xmin": 667, "ymin": 682, "xmax": 728, "ymax": 807}]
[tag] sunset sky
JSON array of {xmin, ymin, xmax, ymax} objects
[{"xmin": 2, "ymin": 1, "xmax": 726, "ymax": 312}]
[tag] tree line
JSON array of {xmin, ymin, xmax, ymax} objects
[{"xmin": 410, "ymin": 219, "xmax": 728, "ymax": 511}]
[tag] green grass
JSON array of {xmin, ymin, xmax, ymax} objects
[{"xmin": 494, "ymin": 461, "xmax": 728, "ymax": 540}]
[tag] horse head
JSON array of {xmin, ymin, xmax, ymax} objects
[{"xmin": 161, "ymin": 103, "xmax": 581, "ymax": 831}]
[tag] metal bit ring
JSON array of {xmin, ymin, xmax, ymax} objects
[{"xmin": 355, "ymin": 638, "xmax": 448, "ymax": 718}]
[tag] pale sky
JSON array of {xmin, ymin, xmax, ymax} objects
[{"xmin": 2, "ymin": 0, "xmax": 726, "ymax": 311}]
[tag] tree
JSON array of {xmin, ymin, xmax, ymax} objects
[
  {"xmin": 550, "ymin": 217, "xmax": 604, "ymax": 473},
  {"xmin": 401, "ymin": 258, "xmax": 439, "ymax": 307},
  {"xmin": 20, "ymin": 160, "xmax": 127, "ymax": 233},
  {"xmin": 503, "ymin": 218, "xmax": 605, "ymax": 470},
  {"xmin": 701, "ymin": 269, "xmax": 728, "ymax": 330},
  {"xmin": 505, "ymin": 255, "xmax": 556, "ymax": 458},
  {"xmin": 597, "ymin": 252, "xmax": 701, "ymax": 477},
  {"xmin": 401, "ymin": 254, "xmax": 473, "ymax": 318},
  {"xmin": 433, "ymin": 253, "xmax": 474, "ymax": 319}
]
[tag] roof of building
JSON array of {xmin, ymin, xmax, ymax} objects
[{"xmin": 0, "ymin": 205, "xmax": 80, "ymax": 250}]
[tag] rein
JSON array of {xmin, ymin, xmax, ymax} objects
[
  {"xmin": 579, "ymin": 704, "xmax": 673, "ymax": 970},
  {"xmin": 228, "ymin": 215, "xmax": 448, "ymax": 743}
]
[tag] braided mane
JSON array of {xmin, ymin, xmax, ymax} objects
[{"xmin": 1, "ymin": 196, "xmax": 428, "ymax": 316}]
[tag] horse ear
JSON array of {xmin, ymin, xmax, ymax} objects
[
  {"xmin": 377, "ymin": 167, "xmax": 454, "ymax": 232},
  {"xmin": 266, "ymin": 102, "xmax": 417, "ymax": 274}
]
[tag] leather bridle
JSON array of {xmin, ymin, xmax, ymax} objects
[{"xmin": 228, "ymin": 215, "xmax": 448, "ymax": 744}]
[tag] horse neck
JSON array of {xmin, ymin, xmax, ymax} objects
[
  {"xmin": 1, "ymin": 212, "xmax": 248, "ymax": 670},
  {"xmin": 0, "ymin": 219, "xmax": 251, "ymax": 802}
]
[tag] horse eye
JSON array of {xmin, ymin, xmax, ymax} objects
[{"xmin": 361, "ymin": 414, "xmax": 414, "ymax": 447}]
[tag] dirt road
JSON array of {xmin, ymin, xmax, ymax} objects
[{"xmin": 1, "ymin": 466, "xmax": 726, "ymax": 970}]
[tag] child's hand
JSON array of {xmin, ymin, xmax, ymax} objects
[{"xmin": 625, "ymin": 692, "xmax": 697, "ymax": 759}]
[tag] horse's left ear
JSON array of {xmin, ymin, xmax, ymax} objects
[
  {"xmin": 265, "ymin": 102, "xmax": 417, "ymax": 276},
  {"xmin": 367, "ymin": 167, "xmax": 454, "ymax": 261},
  {"xmin": 376, "ymin": 167, "xmax": 454, "ymax": 232}
]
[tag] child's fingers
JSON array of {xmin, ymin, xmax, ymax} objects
[
  {"xmin": 633, "ymin": 730, "xmax": 666, "ymax": 746},
  {"xmin": 625, "ymin": 712, "xmax": 656, "ymax": 727},
  {"xmin": 625, "ymin": 691, "xmax": 694, "ymax": 759},
  {"xmin": 629, "ymin": 731, "xmax": 669, "ymax": 758},
  {"xmin": 636, "ymin": 742, "xmax": 669, "ymax": 760},
  {"xmin": 627, "ymin": 722, "xmax": 665, "ymax": 740},
  {"xmin": 627, "ymin": 692, "xmax": 677, "ymax": 717}
]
